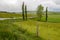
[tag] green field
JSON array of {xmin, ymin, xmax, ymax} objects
[{"xmin": 0, "ymin": 12, "xmax": 60, "ymax": 40}]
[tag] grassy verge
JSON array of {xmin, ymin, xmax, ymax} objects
[
  {"xmin": 0, "ymin": 13, "xmax": 60, "ymax": 40},
  {"xmin": 14, "ymin": 20, "xmax": 60, "ymax": 40},
  {"xmin": 0, "ymin": 19, "xmax": 44, "ymax": 40}
]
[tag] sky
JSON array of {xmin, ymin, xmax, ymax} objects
[{"xmin": 0, "ymin": 0, "xmax": 60, "ymax": 12}]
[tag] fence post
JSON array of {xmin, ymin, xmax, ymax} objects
[{"xmin": 36, "ymin": 22, "xmax": 39, "ymax": 37}]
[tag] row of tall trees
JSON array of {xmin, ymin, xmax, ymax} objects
[
  {"xmin": 22, "ymin": 2, "xmax": 27, "ymax": 20},
  {"xmin": 22, "ymin": 2, "xmax": 48, "ymax": 21}
]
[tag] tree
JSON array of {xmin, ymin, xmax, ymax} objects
[
  {"xmin": 22, "ymin": 2, "xmax": 25, "ymax": 20},
  {"xmin": 37, "ymin": 5, "xmax": 44, "ymax": 21},
  {"xmin": 25, "ymin": 5, "xmax": 27, "ymax": 20},
  {"xmin": 46, "ymin": 7, "xmax": 48, "ymax": 22}
]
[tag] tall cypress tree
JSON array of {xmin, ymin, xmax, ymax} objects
[
  {"xmin": 25, "ymin": 5, "xmax": 27, "ymax": 20},
  {"xmin": 46, "ymin": 7, "xmax": 48, "ymax": 22},
  {"xmin": 22, "ymin": 2, "xmax": 25, "ymax": 20}
]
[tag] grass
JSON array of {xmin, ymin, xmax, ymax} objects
[
  {"xmin": 29, "ymin": 14, "xmax": 60, "ymax": 23},
  {"xmin": 0, "ymin": 19, "xmax": 44, "ymax": 40},
  {"xmin": 0, "ymin": 12, "xmax": 60, "ymax": 40},
  {"xmin": 14, "ymin": 20, "xmax": 60, "ymax": 40},
  {"xmin": 0, "ymin": 12, "xmax": 22, "ymax": 18},
  {"xmin": 0, "ymin": 12, "xmax": 36, "ymax": 18}
]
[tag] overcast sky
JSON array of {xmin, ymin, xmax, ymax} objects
[{"xmin": 0, "ymin": 0, "xmax": 60, "ymax": 12}]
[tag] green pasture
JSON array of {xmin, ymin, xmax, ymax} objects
[
  {"xmin": 14, "ymin": 20, "xmax": 60, "ymax": 40},
  {"xmin": 0, "ymin": 12, "xmax": 60, "ymax": 40}
]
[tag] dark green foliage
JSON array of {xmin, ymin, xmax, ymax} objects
[
  {"xmin": 0, "ymin": 22, "xmax": 27, "ymax": 40},
  {"xmin": 22, "ymin": 2, "xmax": 28, "ymax": 21},
  {"xmin": 37, "ymin": 5, "xmax": 44, "ymax": 21},
  {"xmin": 22, "ymin": 2, "xmax": 25, "ymax": 20},
  {"xmin": 0, "ymin": 19, "xmax": 45, "ymax": 40},
  {"xmin": 0, "ymin": 24, "xmax": 18, "ymax": 40},
  {"xmin": 46, "ymin": 7, "xmax": 48, "ymax": 22},
  {"xmin": 25, "ymin": 5, "xmax": 27, "ymax": 20}
]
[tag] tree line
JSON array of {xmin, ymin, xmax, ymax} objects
[{"xmin": 22, "ymin": 2, "xmax": 48, "ymax": 21}]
